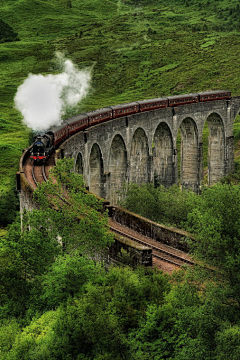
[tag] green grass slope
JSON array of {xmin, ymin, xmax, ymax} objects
[{"xmin": 1, "ymin": 0, "xmax": 240, "ymax": 224}]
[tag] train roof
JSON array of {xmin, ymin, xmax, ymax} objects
[
  {"xmin": 47, "ymin": 120, "xmax": 68, "ymax": 134},
  {"xmin": 110, "ymin": 102, "xmax": 139, "ymax": 109},
  {"xmin": 87, "ymin": 107, "xmax": 112, "ymax": 117},
  {"xmin": 138, "ymin": 97, "xmax": 168, "ymax": 104},
  {"xmin": 167, "ymin": 93, "xmax": 199, "ymax": 100},
  {"xmin": 198, "ymin": 90, "xmax": 231, "ymax": 95},
  {"xmin": 65, "ymin": 113, "xmax": 88, "ymax": 125}
]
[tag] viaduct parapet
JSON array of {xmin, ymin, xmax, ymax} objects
[{"xmin": 60, "ymin": 97, "xmax": 240, "ymax": 204}]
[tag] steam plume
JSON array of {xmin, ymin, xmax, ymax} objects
[{"xmin": 14, "ymin": 52, "xmax": 91, "ymax": 132}]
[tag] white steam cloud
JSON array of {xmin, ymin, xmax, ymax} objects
[{"xmin": 14, "ymin": 52, "xmax": 91, "ymax": 132}]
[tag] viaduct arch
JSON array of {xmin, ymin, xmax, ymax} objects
[{"xmin": 59, "ymin": 97, "xmax": 240, "ymax": 204}]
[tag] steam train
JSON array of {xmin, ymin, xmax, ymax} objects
[{"xmin": 30, "ymin": 90, "xmax": 231, "ymax": 163}]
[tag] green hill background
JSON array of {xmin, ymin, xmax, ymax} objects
[{"xmin": 1, "ymin": 0, "xmax": 240, "ymax": 224}]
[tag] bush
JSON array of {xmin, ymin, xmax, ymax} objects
[
  {"xmin": 0, "ymin": 187, "xmax": 19, "ymax": 227},
  {"xmin": 0, "ymin": 19, "xmax": 19, "ymax": 43}
]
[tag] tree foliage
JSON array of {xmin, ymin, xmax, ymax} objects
[
  {"xmin": 120, "ymin": 183, "xmax": 198, "ymax": 228},
  {"xmin": 0, "ymin": 19, "xmax": 19, "ymax": 43},
  {"xmin": 0, "ymin": 185, "xmax": 19, "ymax": 227},
  {"xmin": 32, "ymin": 158, "xmax": 113, "ymax": 256},
  {"xmin": 2, "ymin": 160, "xmax": 240, "ymax": 358},
  {"xmin": 185, "ymin": 184, "xmax": 240, "ymax": 304},
  {"xmin": 0, "ymin": 158, "xmax": 113, "ymax": 318}
]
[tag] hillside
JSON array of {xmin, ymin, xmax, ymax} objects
[{"xmin": 1, "ymin": 0, "xmax": 240, "ymax": 223}]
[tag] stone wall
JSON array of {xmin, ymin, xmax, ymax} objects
[
  {"xmin": 107, "ymin": 205, "xmax": 193, "ymax": 252},
  {"xmin": 108, "ymin": 233, "xmax": 152, "ymax": 267}
]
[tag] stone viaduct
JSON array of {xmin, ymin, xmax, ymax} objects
[{"xmin": 56, "ymin": 97, "xmax": 240, "ymax": 204}]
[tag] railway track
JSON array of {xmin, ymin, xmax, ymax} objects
[
  {"xmin": 32, "ymin": 163, "xmax": 48, "ymax": 186},
  {"xmin": 32, "ymin": 164, "xmax": 48, "ymax": 186},
  {"xmin": 109, "ymin": 221, "xmax": 194, "ymax": 271},
  {"xmin": 23, "ymin": 153, "xmax": 56, "ymax": 189}
]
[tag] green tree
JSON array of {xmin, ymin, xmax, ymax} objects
[
  {"xmin": 0, "ymin": 222, "xmax": 28, "ymax": 318},
  {"xmin": 121, "ymin": 183, "xmax": 198, "ymax": 227},
  {"xmin": 215, "ymin": 325, "xmax": 240, "ymax": 360},
  {"xmin": 32, "ymin": 254, "xmax": 104, "ymax": 311},
  {"xmin": 32, "ymin": 158, "xmax": 113, "ymax": 256},
  {"xmin": 0, "ymin": 159, "xmax": 113, "ymax": 319},
  {"xmin": 186, "ymin": 184, "xmax": 240, "ymax": 304},
  {"xmin": 0, "ymin": 19, "xmax": 19, "ymax": 43},
  {"xmin": 0, "ymin": 185, "xmax": 19, "ymax": 227},
  {"xmin": 129, "ymin": 303, "xmax": 177, "ymax": 360}
]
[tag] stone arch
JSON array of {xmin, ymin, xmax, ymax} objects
[
  {"xmin": 206, "ymin": 113, "xmax": 225, "ymax": 185},
  {"xmin": 130, "ymin": 128, "xmax": 149, "ymax": 184},
  {"xmin": 109, "ymin": 134, "xmax": 127, "ymax": 205},
  {"xmin": 153, "ymin": 122, "xmax": 174, "ymax": 187},
  {"xmin": 89, "ymin": 143, "xmax": 105, "ymax": 198},
  {"xmin": 179, "ymin": 117, "xmax": 199, "ymax": 191},
  {"xmin": 75, "ymin": 152, "xmax": 83, "ymax": 175}
]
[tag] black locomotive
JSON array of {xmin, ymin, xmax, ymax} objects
[{"xmin": 30, "ymin": 133, "xmax": 54, "ymax": 163}]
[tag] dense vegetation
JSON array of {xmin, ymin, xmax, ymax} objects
[
  {"xmin": 2, "ymin": 0, "xmax": 240, "ymax": 358},
  {"xmin": 0, "ymin": 19, "xmax": 19, "ymax": 43},
  {"xmin": 122, "ymin": 182, "xmax": 240, "ymax": 303},
  {"xmin": 1, "ymin": 160, "xmax": 240, "ymax": 359}
]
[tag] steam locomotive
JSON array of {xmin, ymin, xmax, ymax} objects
[{"xmin": 30, "ymin": 90, "xmax": 231, "ymax": 163}]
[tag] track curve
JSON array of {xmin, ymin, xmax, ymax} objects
[
  {"xmin": 22, "ymin": 152, "xmax": 193, "ymax": 274},
  {"xmin": 109, "ymin": 219, "xmax": 193, "ymax": 273}
]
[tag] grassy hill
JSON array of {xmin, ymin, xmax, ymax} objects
[{"xmin": 1, "ymin": 0, "xmax": 240, "ymax": 224}]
